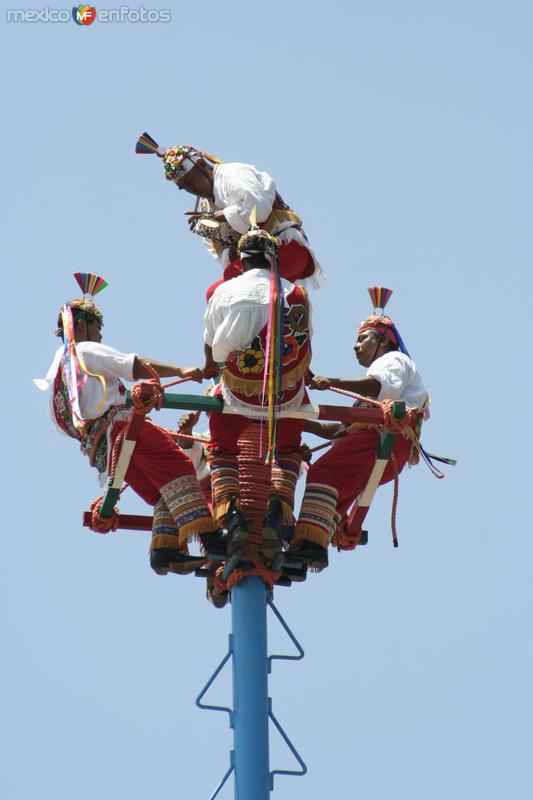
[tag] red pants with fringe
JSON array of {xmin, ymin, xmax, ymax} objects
[
  {"xmin": 110, "ymin": 418, "xmax": 214, "ymax": 550},
  {"xmin": 111, "ymin": 417, "xmax": 197, "ymax": 506},
  {"xmin": 294, "ymin": 430, "xmax": 412, "ymax": 547},
  {"xmin": 208, "ymin": 409, "xmax": 305, "ymax": 523},
  {"xmin": 310, "ymin": 430, "xmax": 412, "ymax": 517}
]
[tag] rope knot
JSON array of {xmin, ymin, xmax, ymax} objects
[
  {"xmin": 89, "ymin": 495, "xmax": 119, "ymax": 533},
  {"xmin": 332, "ymin": 524, "xmax": 360, "ymax": 551},
  {"xmin": 130, "ymin": 364, "xmax": 162, "ymax": 415},
  {"xmin": 381, "ymin": 399, "xmax": 420, "ymax": 433},
  {"xmin": 213, "ymin": 550, "xmax": 282, "ymax": 594}
]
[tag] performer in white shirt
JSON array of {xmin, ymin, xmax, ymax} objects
[
  {"xmin": 35, "ymin": 276, "xmax": 223, "ymax": 575},
  {"xmin": 135, "ymin": 133, "xmax": 324, "ymax": 297},
  {"xmin": 203, "ymin": 229, "xmax": 312, "ymax": 558},
  {"xmin": 289, "ymin": 289, "xmax": 429, "ymax": 571}
]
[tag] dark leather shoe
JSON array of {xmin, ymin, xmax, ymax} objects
[
  {"xmin": 288, "ymin": 541, "xmax": 329, "ymax": 571},
  {"xmin": 206, "ymin": 575, "xmax": 230, "ymax": 609},
  {"xmin": 200, "ymin": 530, "xmax": 227, "ymax": 557},
  {"xmin": 262, "ymin": 498, "xmax": 284, "ymax": 559},
  {"xmin": 150, "ymin": 548, "xmax": 205, "ymax": 576},
  {"xmin": 224, "ymin": 506, "xmax": 251, "ymax": 555},
  {"xmin": 281, "ymin": 560, "xmax": 308, "ymax": 582}
]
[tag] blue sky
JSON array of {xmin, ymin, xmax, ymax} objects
[{"xmin": 2, "ymin": 2, "xmax": 532, "ymax": 798}]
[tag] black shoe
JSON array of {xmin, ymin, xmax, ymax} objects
[
  {"xmin": 262, "ymin": 498, "xmax": 284, "ymax": 560},
  {"xmin": 288, "ymin": 540, "xmax": 329, "ymax": 572},
  {"xmin": 224, "ymin": 501, "xmax": 251, "ymax": 555},
  {"xmin": 281, "ymin": 522, "xmax": 296, "ymax": 546},
  {"xmin": 150, "ymin": 548, "xmax": 205, "ymax": 576},
  {"xmin": 281, "ymin": 560, "xmax": 308, "ymax": 582},
  {"xmin": 206, "ymin": 575, "xmax": 230, "ymax": 609},
  {"xmin": 210, "ymin": 589, "xmax": 230, "ymax": 609},
  {"xmin": 200, "ymin": 530, "xmax": 227, "ymax": 557}
]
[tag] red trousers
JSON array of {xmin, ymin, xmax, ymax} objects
[
  {"xmin": 111, "ymin": 417, "xmax": 197, "ymax": 506},
  {"xmin": 294, "ymin": 429, "xmax": 412, "ymax": 547},
  {"xmin": 209, "ymin": 412, "xmax": 304, "ymax": 456},
  {"xmin": 308, "ymin": 429, "xmax": 411, "ymax": 516},
  {"xmin": 207, "ymin": 398, "xmax": 305, "ymax": 522}
]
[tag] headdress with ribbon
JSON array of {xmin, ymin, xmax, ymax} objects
[
  {"xmin": 357, "ymin": 286, "xmax": 411, "ymax": 357},
  {"xmin": 55, "ymin": 272, "xmax": 107, "ymax": 339},
  {"xmin": 135, "ymin": 132, "xmax": 222, "ymax": 182},
  {"xmin": 57, "ymin": 273, "xmax": 109, "ymax": 430},
  {"xmin": 358, "ymin": 287, "xmax": 458, "ymax": 478},
  {"xmin": 237, "ymin": 210, "xmax": 282, "ymax": 463}
]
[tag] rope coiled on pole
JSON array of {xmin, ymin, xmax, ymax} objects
[{"xmin": 213, "ymin": 549, "xmax": 282, "ymax": 595}]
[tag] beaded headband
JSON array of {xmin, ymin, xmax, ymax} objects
[{"xmin": 135, "ymin": 132, "xmax": 222, "ymax": 181}]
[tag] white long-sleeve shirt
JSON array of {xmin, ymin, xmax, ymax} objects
[
  {"xmin": 213, "ymin": 162, "xmax": 276, "ymax": 234},
  {"xmin": 203, "ymin": 162, "xmax": 324, "ymax": 287},
  {"xmin": 35, "ymin": 342, "xmax": 136, "ymax": 422},
  {"xmin": 204, "ymin": 268, "xmax": 312, "ymax": 364},
  {"xmin": 367, "ymin": 351, "xmax": 428, "ymax": 409}
]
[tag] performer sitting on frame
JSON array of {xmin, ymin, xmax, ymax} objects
[
  {"xmin": 289, "ymin": 288, "xmax": 429, "ymax": 571},
  {"xmin": 203, "ymin": 228, "xmax": 312, "ymax": 559},
  {"xmin": 35, "ymin": 274, "xmax": 223, "ymax": 576}
]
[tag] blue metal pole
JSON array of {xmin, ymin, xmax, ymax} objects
[{"xmin": 231, "ymin": 575, "xmax": 270, "ymax": 800}]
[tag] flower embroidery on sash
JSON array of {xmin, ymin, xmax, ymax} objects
[
  {"xmin": 237, "ymin": 337, "xmax": 265, "ymax": 374},
  {"xmin": 283, "ymin": 334, "xmax": 300, "ymax": 366},
  {"xmin": 286, "ymin": 304, "xmax": 308, "ymax": 334}
]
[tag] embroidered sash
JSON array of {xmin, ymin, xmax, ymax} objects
[{"xmin": 223, "ymin": 285, "xmax": 311, "ymax": 406}]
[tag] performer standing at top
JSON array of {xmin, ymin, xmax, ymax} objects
[
  {"xmin": 289, "ymin": 288, "xmax": 429, "ymax": 571},
  {"xmin": 135, "ymin": 133, "xmax": 324, "ymax": 298},
  {"xmin": 203, "ymin": 229, "xmax": 312, "ymax": 559},
  {"xmin": 35, "ymin": 275, "xmax": 223, "ymax": 575}
]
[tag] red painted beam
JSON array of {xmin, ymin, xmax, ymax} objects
[
  {"xmin": 317, "ymin": 404, "xmax": 384, "ymax": 424},
  {"xmin": 83, "ymin": 512, "xmax": 153, "ymax": 531}
]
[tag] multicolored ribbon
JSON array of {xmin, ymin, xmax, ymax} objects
[
  {"xmin": 60, "ymin": 304, "xmax": 108, "ymax": 426},
  {"xmin": 260, "ymin": 249, "xmax": 284, "ymax": 464}
]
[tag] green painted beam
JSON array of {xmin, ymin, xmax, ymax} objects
[
  {"xmin": 125, "ymin": 391, "xmax": 224, "ymax": 413},
  {"xmin": 99, "ymin": 486, "xmax": 121, "ymax": 518},
  {"xmin": 376, "ymin": 401, "xmax": 405, "ymax": 459}
]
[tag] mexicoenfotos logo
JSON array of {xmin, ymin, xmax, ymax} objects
[
  {"xmin": 72, "ymin": 4, "xmax": 95, "ymax": 24},
  {"xmin": 6, "ymin": 6, "xmax": 172, "ymax": 23}
]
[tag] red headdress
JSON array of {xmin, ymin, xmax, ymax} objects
[{"xmin": 357, "ymin": 287, "xmax": 410, "ymax": 356}]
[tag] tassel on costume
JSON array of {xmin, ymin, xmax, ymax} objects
[
  {"xmin": 135, "ymin": 132, "xmax": 163, "ymax": 154},
  {"xmin": 74, "ymin": 272, "xmax": 108, "ymax": 297},
  {"xmin": 270, "ymin": 452, "xmax": 302, "ymax": 523},
  {"xmin": 368, "ymin": 286, "xmax": 393, "ymax": 311},
  {"xmin": 208, "ymin": 454, "xmax": 240, "ymax": 521},
  {"xmin": 292, "ymin": 483, "xmax": 339, "ymax": 549},
  {"xmin": 150, "ymin": 497, "xmax": 182, "ymax": 552},
  {"xmin": 159, "ymin": 475, "xmax": 215, "ymax": 549}
]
